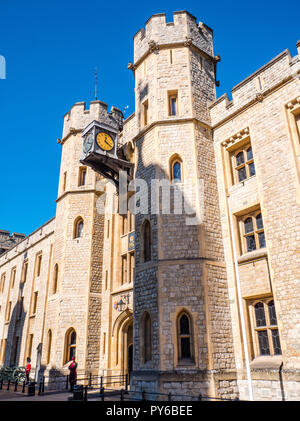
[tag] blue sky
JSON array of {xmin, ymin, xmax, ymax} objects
[{"xmin": 0, "ymin": 0, "xmax": 299, "ymax": 236}]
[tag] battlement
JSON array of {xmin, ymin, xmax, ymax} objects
[
  {"xmin": 133, "ymin": 10, "xmax": 214, "ymax": 64},
  {"xmin": 210, "ymin": 42, "xmax": 300, "ymax": 127},
  {"xmin": 61, "ymin": 100, "xmax": 123, "ymax": 141},
  {"xmin": 0, "ymin": 230, "xmax": 26, "ymax": 256}
]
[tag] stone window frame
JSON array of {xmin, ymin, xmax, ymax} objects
[
  {"xmin": 31, "ymin": 291, "xmax": 38, "ymax": 316},
  {"xmin": 237, "ymin": 208, "xmax": 266, "ymax": 255},
  {"xmin": 247, "ymin": 297, "xmax": 282, "ymax": 359},
  {"xmin": 231, "ymin": 144, "xmax": 255, "ymax": 184},
  {"xmin": 52, "ymin": 264, "xmax": 59, "ymax": 294},
  {"xmin": 169, "ymin": 153, "xmax": 184, "ymax": 183},
  {"xmin": 62, "ymin": 171, "xmax": 67, "ymax": 192},
  {"xmin": 286, "ymin": 97, "xmax": 300, "ymax": 157},
  {"xmin": 120, "ymin": 254, "xmax": 127, "ymax": 285},
  {"xmin": 21, "ymin": 259, "xmax": 29, "ymax": 283},
  {"xmin": 142, "ymin": 99, "xmax": 149, "ymax": 127},
  {"xmin": 78, "ymin": 166, "xmax": 87, "ymax": 187},
  {"xmin": 141, "ymin": 219, "xmax": 152, "ymax": 263},
  {"xmin": 34, "ymin": 252, "xmax": 43, "ymax": 278},
  {"xmin": 25, "ymin": 333, "xmax": 34, "ymax": 362},
  {"xmin": 46, "ymin": 329, "xmax": 52, "ymax": 365},
  {"xmin": 5, "ymin": 300, "xmax": 12, "ymax": 322},
  {"xmin": 10, "ymin": 267, "xmax": 16, "ymax": 289},
  {"xmin": 168, "ymin": 90, "xmax": 179, "ymax": 117},
  {"xmin": 64, "ymin": 327, "xmax": 76, "ymax": 365},
  {"xmin": 139, "ymin": 311, "xmax": 153, "ymax": 365},
  {"xmin": 73, "ymin": 217, "xmax": 84, "ymax": 239},
  {"xmin": 0, "ymin": 339, "xmax": 7, "ymax": 364},
  {"xmin": 176, "ymin": 310, "xmax": 195, "ymax": 366},
  {"xmin": 221, "ymin": 128, "xmax": 256, "ymax": 187},
  {"xmin": 0, "ymin": 272, "xmax": 6, "ymax": 293}
]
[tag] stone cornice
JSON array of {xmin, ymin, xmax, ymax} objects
[
  {"xmin": 129, "ymin": 40, "xmax": 219, "ymax": 72},
  {"xmin": 56, "ymin": 188, "xmax": 101, "ymax": 203},
  {"xmin": 132, "ymin": 117, "xmax": 211, "ymax": 143}
]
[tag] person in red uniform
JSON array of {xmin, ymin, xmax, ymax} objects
[
  {"xmin": 68, "ymin": 356, "xmax": 78, "ymax": 392},
  {"xmin": 25, "ymin": 357, "xmax": 31, "ymax": 384}
]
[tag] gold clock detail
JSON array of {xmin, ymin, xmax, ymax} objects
[{"xmin": 96, "ymin": 132, "xmax": 114, "ymax": 151}]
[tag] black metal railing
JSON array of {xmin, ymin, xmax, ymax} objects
[{"xmin": 0, "ymin": 373, "xmax": 241, "ymax": 401}]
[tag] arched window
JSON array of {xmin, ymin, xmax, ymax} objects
[
  {"xmin": 170, "ymin": 155, "xmax": 183, "ymax": 183},
  {"xmin": 144, "ymin": 312, "xmax": 152, "ymax": 363},
  {"xmin": 74, "ymin": 218, "xmax": 84, "ymax": 239},
  {"xmin": 64, "ymin": 328, "xmax": 76, "ymax": 364},
  {"xmin": 46, "ymin": 330, "xmax": 52, "ymax": 364},
  {"xmin": 142, "ymin": 220, "xmax": 151, "ymax": 262},
  {"xmin": 177, "ymin": 312, "xmax": 194, "ymax": 363},
  {"xmin": 53, "ymin": 264, "xmax": 58, "ymax": 294}
]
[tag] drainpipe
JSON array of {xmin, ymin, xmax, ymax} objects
[{"xmin": 227, "ymin": 194, "xmax": 254, "ymax": 401}]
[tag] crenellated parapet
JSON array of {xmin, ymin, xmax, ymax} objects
[
  {"xmin": 210, "ymin": 43, "xmax": 300, "ymax": 127},
  {"xmin": 132, "ymin": 11, "xmax": 215, "ymax": 66},
  {"xmin": 60, "ymin": 101, "xmax": 123, "ymax": 143}
]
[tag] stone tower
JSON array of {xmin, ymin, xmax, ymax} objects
[
  {"xmin": 45, "ymin": 101, "xmax": 122, "ymax": 374},
  {"xmin": 129, "ymin": 11, "xmax": 237, "ymax": 397}
]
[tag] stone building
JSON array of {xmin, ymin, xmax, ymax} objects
[{"xmin": 0, "ymin": 11, "xmax": 299, "ymax": 400}]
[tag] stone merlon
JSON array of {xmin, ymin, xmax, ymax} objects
[{"xmin": 133, "ymin": 10, "xmax": 214, "ymax": 65}]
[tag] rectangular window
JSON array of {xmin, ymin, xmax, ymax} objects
[
  {"xmin": 36, "ymin": 254, "xmax": 42, "ymax": 278},
  {"xmin": 32, "ymin": 292, "xmax": 38, "ymax": 315},
  {"xmin": 122, "ymin": 214, "xmax": 128, "ymax": 236},
  {"xmin": 63, "ymin": 171, "xmax": 67, "ymax": 192},
  {"xmin": 78, "ymin": 167, "xmax": 87, "ymax": 186},
  {"xmin": 27, "ymin": 334, "xmax": 33, "ymax": 360},
  {"xmin": 0, "ymin": 339, "xmax": 7, "ymax": 364},
  {"xmin": 238, "ymin": 209, "xmax": 266, "ymax": 254},
  {"xmin": 10, "ymin": 268, "xmax": 16, "ymax": 289},
  {"xmin": 121, "ymin": 255, "xmax": 127, "ymax": 285},
  {"xmin": 129, "ymin": 252, "xmax": 134, "ymax": 283},
  {"xmin": 22, "ymin": 261, "xmax": 28, "ymax": 283},
  {"xmin": 230, "ymin": 142, "xmax": 255, "ymax": 184},
  {"xmin": 168, "ymin": 91, "xmax": 178, "ymax": 116},
  {"xmin": 142, "ymin": 100, "xmax": 148, "ymax": 127},
  {"xmin": 249, "ymin": 298, "xmax": 282, "ymax": 358},
  {"xmin": 0, "ymin": 273, "xmax": 5, "ymax": 293},
  {"xmin": 17, "ymin": 297, "xmax": 24, "ymax": 320},
  {"xmin": 5, "ymin": 301, "xmax": 12, "ymax": 322}
]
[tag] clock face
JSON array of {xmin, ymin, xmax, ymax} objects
[
  {"xmin": 96, "ymin": 132, "xmax": 114, "ymax": 152},
  {"xmin": 84, "ymin": 134, "xmax": 93, "ymax": 153}
]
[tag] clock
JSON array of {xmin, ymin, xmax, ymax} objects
[
  {"xmin": 84, "ymin": 133, "xmax": 93, "ymax": 153},
  {"xmin": 96, "ymin": 132, "xmax": 114, "ymax": 152}
]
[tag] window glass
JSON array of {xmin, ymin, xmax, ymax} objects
[
  {"xmin": 268, "ymin": 301, "xmax": 277, "ymax": 325},
  {"xmin": 171, "ymin": 97, "xmax": 177, "ymax": 116},
  {"xmin": 258, "ymin": 232, "xmax": 266, "ymax": 248},
  {"xmin": 271, "ymin": 330, "xmax": 282, "ymax": 355},
  {"xmin": 247, "ymin": 147, "xmax": 253, "ymax": 161},
  {"xmin": 173, "ymin": 162, "xmax": 181, "ymax": 182},
  {"xmin": 249, "ymin": 162, "xmax": 256, "ymax": 176},
  {"xmin": 238, "ymin": 166, "xmax": 247, "ymax": 182},
  {"xmin": 236, "ymin": 151, "xmax": 244, "ymax": 166},
  {"xmin": 180, "ymin": 315, "xmax": 190, "ymax": 335},
  {"xmin": 256, "ymin": 213, "xmax": 264, "ymax": 230},
  {"xmin": 257, "ymin": 330, "xmax": 270, "ymax": 355},
  {"xmin": 181, "ymin": 337, "xmax": 191, "ymax": 359},
  {"xmin": 254, "ymin": 302, "xmax": 266, "ymax": 327},
  {"xmin": 244, "ymin": 217, "xmax": 254, "ymax": 234}
]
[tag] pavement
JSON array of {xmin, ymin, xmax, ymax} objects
[{"xmin": 0, "ymin": 387, "xmax": 123, "ymax": 401}]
